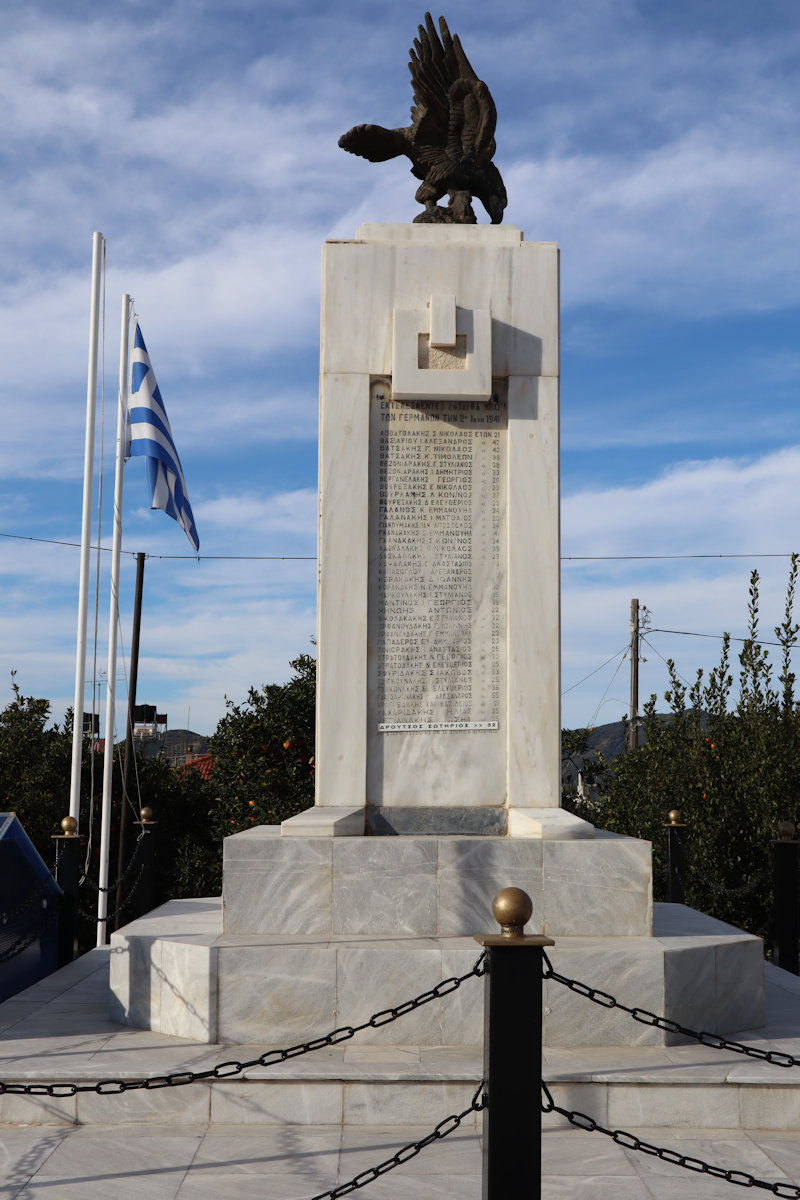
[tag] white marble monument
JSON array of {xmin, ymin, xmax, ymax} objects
[
  {"xmin": 219, "ymin": 224, "xmax": 675, "ymax": 942},
  {"xmin": 285, "ymin": 222, "xmax": 591, "ymax": 841},
  {"xmin": 110, "ymin": 224, "xmax": 766, "ymax": 1054}
]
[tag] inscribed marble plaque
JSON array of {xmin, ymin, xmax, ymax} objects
[{"xmin": 366, "ymin": 380, "xmax": 508, "ymax": 809}]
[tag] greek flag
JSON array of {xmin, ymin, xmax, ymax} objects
[{"xmin": 127, "ymin": 321, "xmax": 199, "ymax": 552}]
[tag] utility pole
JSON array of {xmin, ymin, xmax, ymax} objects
[{"xmin": 629, "ymin": 598, "xmax": 639, "ymax": 751}]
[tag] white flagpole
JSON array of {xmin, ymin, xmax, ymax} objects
[
  {"xmin": 97, "ymin": 294, "xmax": 132, "ymax": 946},
  {"xmin": 69, "ymin": 232, "xmax": 104, "ymax": 827}
]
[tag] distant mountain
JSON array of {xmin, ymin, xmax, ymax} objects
[
  {"xmin": 584, "ymin": 720, "xmax": 629, "ymax": 763},
  {"xmin": 563, "ymin": 712, "xmax": 706, "ymax": 779}
]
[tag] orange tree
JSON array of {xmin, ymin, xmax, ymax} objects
[{"xmin": 204, "ymin": 652, "xmax": 316, "ymax": 842}]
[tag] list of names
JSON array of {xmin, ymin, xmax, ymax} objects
[{"xmin": 368, "ymin": 382, "xmax": 507, "ymax": 731}]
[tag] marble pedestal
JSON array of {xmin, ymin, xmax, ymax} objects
[
  {"xmin": 222, "ymin": 827, "xmax": 651, "ymax": 938},
  {"xmin": 109, "ymin": 825, "xmax": 765, "ymax": 1051}
]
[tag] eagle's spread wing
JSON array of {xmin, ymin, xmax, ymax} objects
[
  {"xmin": 408, "ymin": 13, "xmax": 452, "ymax": 145},
  {"xmin": 409, "ymin": 14, "xmax": 497, "ymax": 163}
]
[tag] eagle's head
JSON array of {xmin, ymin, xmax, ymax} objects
[{"xmin": 475, "ymin": 162, "xmax": 508, "ymax": 225}]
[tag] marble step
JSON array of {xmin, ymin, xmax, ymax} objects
[
  {"xmin": 109, "ymin": 899, "xmax": 765, "ymax": 1048},
  {"xmin": 1, "ymin": 949, "xmax": 799, "ymax": 1131}
]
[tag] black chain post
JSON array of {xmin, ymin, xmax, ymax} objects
[
  {"xmin": 132, "ymin": 809, "xmax": 156, "ymax": 922},
  {"xmin": 665, "ymin": 809, "xmax": 686, "ymax": 904},
  {"xmin": 772, "ymin": 821, "xmax": 799, "ymax": 976},
  {"xmin": 474, "ymin": 887, "xmax": 553, "ymax": 1200},
  {"xmin": 52, "ymin": 816, "xmax": 83, "ymax": 967}
]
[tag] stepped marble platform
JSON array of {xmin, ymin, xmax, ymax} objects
[
  {"xmin": 0, "ymin": 942, "xmax": 798, "ymax": 1133},
  {"xmin": 108, "ymin": 897, "xmax": 765, "ymax": 1049}
]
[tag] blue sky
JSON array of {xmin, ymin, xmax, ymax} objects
[{"xmin": 1, "ymin": 0, "xmax": 799, "ymax": 737}]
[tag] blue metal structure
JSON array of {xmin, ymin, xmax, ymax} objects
[{"xmin": 0, "ymin": 813, "xmax": 62, "ymax": 1001}]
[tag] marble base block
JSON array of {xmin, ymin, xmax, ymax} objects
[
  {"xmin": 222, "ymin": 827, "xmax": 652, "ymax": 938},
  {"xmin": 109, "ymin": 901, "xmax": 764, "ymax": 1048}
]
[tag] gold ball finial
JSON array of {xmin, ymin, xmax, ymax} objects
[
  {"xmin": 492, "ymin": 887, "xmax": 533, "ymax": 938},
  {"xmin": 61, "ymin": 815, "xmax": 78, "ymax": 837},
  {"xmin": 140, "ymin": 806, "xmax": 153, "ymax": 823},
  {"xmin": 778, "ymin": 820, "xmax": 797, "ymax": 842},
  {"xmin": 668, "ymin": 809, "xmax": 683, "ymax": 826}
]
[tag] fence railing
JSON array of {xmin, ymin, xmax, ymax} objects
[
  {"xmin": 49, "ymin": 810, "xmax": 158, "ymax": 966},
  {"xmin": 4, "ymin": 885, "xmax": 800, "ymax": 1197}
]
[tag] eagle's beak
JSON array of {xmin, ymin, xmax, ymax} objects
[{"xmin": 488, "ymin": 195, "xmax": 506, "ymax": 224}]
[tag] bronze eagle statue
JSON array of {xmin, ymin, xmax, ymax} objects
[{"xmin": 338, "ymin": 14, "xmax": 507, "ymax": 225}]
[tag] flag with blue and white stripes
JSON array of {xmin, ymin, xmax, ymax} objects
[{"xmin": 126, "ymin": 321, "xmax": 199, "ymax": 552}]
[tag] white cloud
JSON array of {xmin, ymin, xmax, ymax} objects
[
  {"xmin": 560, "ymin": 446, "xmax": 800, "ymax": 726},
  {"xmin": 195, "ymin": 487, "xmax": 316, "ymax": 535},
  {"xmin": 563, "ymin": 445, "xmax": 800, "ymax": 557}
]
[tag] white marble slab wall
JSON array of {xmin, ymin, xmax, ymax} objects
[{"xmin": 313, "ymin": 224, "xmax": 569, "ymax": 833}]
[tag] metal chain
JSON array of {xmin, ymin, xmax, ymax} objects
[
  {"xmin": 542, "ymin": 951, "xmax": 800, "ymax": 1068},
  {"xmin": 0, "ymin": 952, "xmax": 487, "ymax": 1096},
  {"xmin": 308, "ymin": 1080, "xmax": 486, "ymax": 1200},
  {"xmin": 80, "ymin": 832, "xmax": 146, "ymax": 893},
  {"xmin": 542, "ymin": 1083, "xmax": 800, "ymax": 1197},
  {"xmin": 76, "ymin": 859, "xmax": 147, "ymax": 924},
  {"xmin": 0, "ymin": 902, "xmax": 61, "ymax": 964},
  {"xmin": 1, "ymin": 877, "xmax": 54, "ymax": 925}
]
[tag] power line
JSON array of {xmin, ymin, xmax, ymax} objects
[
  {"xmin": 587, "ymin": 649, "xmax": 629, "ymax": 728},
  {"xmin": 147, "ymin": 554, "xmax": 316, "ymax": 561},
  {"xmin": 640, "ymin": 633, "xmax": 693, "ymax": 688},
  {"xmin": 0, "ymin": 531, "xmax": 314, "ymax": 560},
  {"xmin": 0, "ymin": 529, "xmax": 795, "ymax": 563},
  {"xmin": 562, "ymin": 553, "xmax": 795, "ymax": 561},
  {"xmin": 649, "ymin": 627, "xmax": 784, "ymax": 648},
  {"xmin": 561, "ymin": 644, "xmax": 629, "ymax": 697},
  {"xmin": 0, "ymin": 531, "xmax": 94, "ymax": 551}
]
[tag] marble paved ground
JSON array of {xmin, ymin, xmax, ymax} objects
[{"xmin": 2, "ymin": 1121, "xmax": 800, "ymax": 1198}]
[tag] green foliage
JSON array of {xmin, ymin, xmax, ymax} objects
[
  {"xmin": 569, "ymin": 557, "xmax": 800, "ymax": 939},
  {"xmin": 0, "ymin": 653, "xmax": 317, "ymax": 930},
  {"xmin": 206, "ymin": 653, "xmax": 316, "ymax": 852},
  {"xmin": 0, "ymin": 674, "xmax": 73, "ymax": 848}
]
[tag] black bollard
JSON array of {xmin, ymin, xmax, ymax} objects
[
  {"xmin": 474, "ymin": 888, "xmax": 554, "ymax": 1200},
  {"xmin": 665, "ymin": 809, "xmax": 686, "ymax": 904},
  {"xmin": 52, "ymin": 816, "xmax": 84, "ymax": 966},
  {"xmin": 772, "ymin": 822, "xmax": 799, "ymax": 976}
]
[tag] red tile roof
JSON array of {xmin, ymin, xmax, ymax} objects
[{"xmin": 182, "ymin": 752, "xmax": 213, "ymax": 781}]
